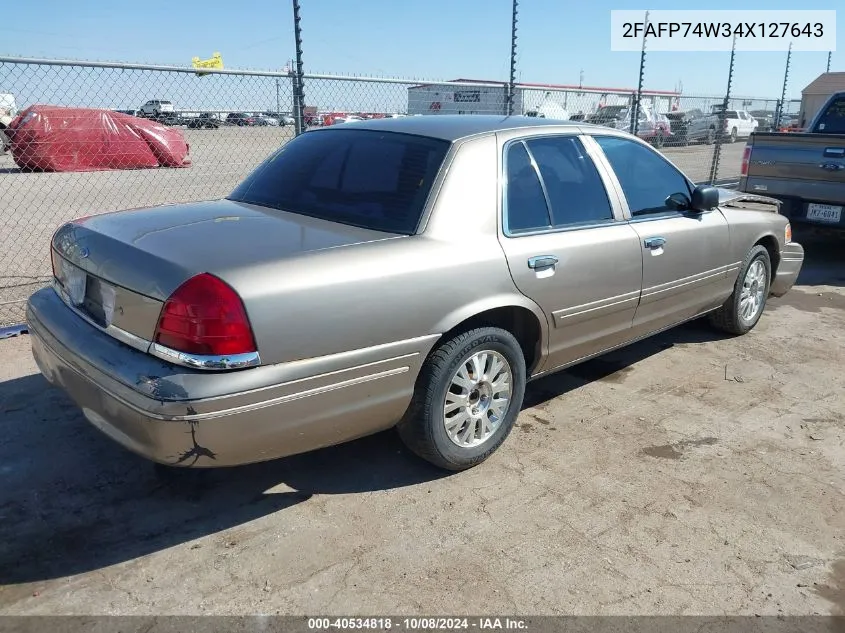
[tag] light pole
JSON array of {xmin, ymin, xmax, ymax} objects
[{"xmin": 507, "ymin": 0, "xmax": 518, "ymax": 116}]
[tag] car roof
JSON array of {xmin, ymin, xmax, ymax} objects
[{"xmin": 310, "ymin": 114, "xmax": 584, "ymax": 142}]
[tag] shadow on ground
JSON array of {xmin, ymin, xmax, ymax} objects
[
  {"xmin": 793, "ymin": 227, "xmax": 844, "ymax": 288},
  {"xmin": 0, "ymin": 318, "xmax": 729, "ymax": 585}
]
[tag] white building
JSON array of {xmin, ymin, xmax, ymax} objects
[{"xmin": 407, "ymin": 79, "xmax": 681, "ymax": 119}]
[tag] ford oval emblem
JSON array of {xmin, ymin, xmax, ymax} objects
[{"xmin": 79, "ymin": 247, "xmax": 90, "ymax": 259}]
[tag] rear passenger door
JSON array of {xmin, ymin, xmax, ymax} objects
[{"xmin": 496, "ymin": 133, "xmax": 644, "ymax": 374}]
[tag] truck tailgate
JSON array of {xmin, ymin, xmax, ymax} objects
[
  {"xmin": 744, "ymin": 132, "xmax": 845, "ymax": 186},
  {"xmin": 740, "ymin": 132, "xmax": 845, "ymax": 229}
]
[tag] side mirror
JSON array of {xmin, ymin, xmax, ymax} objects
[
  {"xmin": 665, "ymin": 192, "xmax": 691, "ymax": 211},
  {"xmin": 690, "ymin": 185, "xmax": 720, "ymax": 212}
]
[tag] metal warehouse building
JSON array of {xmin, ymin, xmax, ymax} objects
[{"xmin": 407, "ymin": 79, "xmax": 681, "ymax": 118}]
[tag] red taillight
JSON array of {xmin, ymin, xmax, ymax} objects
[
  {"xmin": 741, "ymin": 145, "xmax": 751, "ymax": 176},
  {"xmin": 154, "ymin": 273, "xmax": 256, "ymax": 357}
]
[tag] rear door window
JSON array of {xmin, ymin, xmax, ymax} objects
[
  {"xmin": 229, "ymin": 129, "xmax": 450, "ymax": 234},
  {"xmin": 525, "ymin": 137, "xmax": 614, "ymax": 227},
  {"xmin": 504, "ymin": 141, "xmax": 552, "ymax": 233}
]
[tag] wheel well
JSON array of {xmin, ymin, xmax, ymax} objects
[
  {"xmin": 441, "ymin": 306, "xmax": 543, "ymax": 374},
  {"xmin": 755, "ymin": 235, "xmax": 780, "ymax": 278}
]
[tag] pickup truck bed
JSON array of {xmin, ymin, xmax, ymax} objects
[{"xmin": 740, "ymin": 132, "xmax": 845, "ymax": 231}]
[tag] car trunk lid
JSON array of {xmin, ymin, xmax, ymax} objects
[{"xmin": 51, "ymin": 198, "xmax": 401, "ymax": 345}]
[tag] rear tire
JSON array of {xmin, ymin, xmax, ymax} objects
[
  {"xmin": 708, "ymin": 245, "xmax": 771, "ymax": 335},
  {"xmin": 397, "ymin": 327, "xmax": 526, "ymax": 471}
]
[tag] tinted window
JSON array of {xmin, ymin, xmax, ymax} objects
[
  {"xmin": 594, "ymin": 136, "xmax": 692, "ymax": 216},
  {"xmin": 229, "ymin": 129, "xmax": 449, "ymax": 234},
  {"xmin": 813, "ymin": 96, "xmax": 845, "ymax": 134},
  {"xmin": 525, "ymin": 137, "xmax": 613, "ymax": 227},
  {"xmin": 505, "ymin": 142, "xmax": 551, "ymax": 233}
]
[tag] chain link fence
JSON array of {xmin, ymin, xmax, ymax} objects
[{"xmin": 0, "ymin": 56, "xmax": 796, "ymax": 327}]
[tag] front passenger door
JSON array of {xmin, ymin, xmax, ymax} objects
[{"xmin": 592, "ymin": 135, "xmax": 732, "ymax": 334}]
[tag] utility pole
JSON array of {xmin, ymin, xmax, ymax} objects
[
  {"xmin": 827, "ymin": 51, "xmax": 832, "ymax": 73},
  {"xmin": 776, "ymin": 42, "xmax": 792, "ymax": 130},
  {"xmin": 632, "ymin": 10, "xmax": 649, "ymax": 135},
  {"xmin": 507, "ymin": 0, "xmax": 519, "ymax": 116},
  {"xmin": 709, "ymin": 34, "xmax": 737, "ymax": 185},
  {"xmin": 292, "ymin": 0, "xmax": 306, "ymax": 135}
]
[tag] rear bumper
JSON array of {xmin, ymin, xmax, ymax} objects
[
  {"xmin": 26, "ymin": 287, "xmax": 423, "ymax": 468},
  {"xmin": 770, "ymin": 242, "xmax": 805, "ymax": 298},
  {"xmin": 737, "ymin": 186, "xmax": 845, "ymax": 232}
]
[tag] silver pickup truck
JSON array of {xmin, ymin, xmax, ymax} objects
[{"xmin": 739, "ymin": 91, "xmax": 845, "ymax": 232}]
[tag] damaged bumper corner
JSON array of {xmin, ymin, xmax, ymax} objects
[{"xmin": 770, "ymin": 241, "xmax": 805, "ymax": 298}]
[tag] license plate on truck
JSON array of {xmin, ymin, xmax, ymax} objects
[{"xmin": 806, "ymin": 203, "xmax": 842, "ymax": 223}]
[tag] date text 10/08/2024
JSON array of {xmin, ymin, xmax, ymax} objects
[
  {"xmin": 622, "ymin": 21, "xmax": 824, "ymax": 39},
  {"xmin": 307, "ymin": 618, "xmax": 529, "ymax": 630}
]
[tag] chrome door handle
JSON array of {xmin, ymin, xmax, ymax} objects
[
  {"xmin": 527, "ymin": 255, "xmax": 558, "ymax": 269},
  {"xmin": 644, "ymin": 236, "xmax": 666, "ymax": 249}
]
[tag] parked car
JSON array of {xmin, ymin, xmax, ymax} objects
[
  {"xmin": 253, "ymin": 114, "xmax": 278, "ymax": 126},
  {"xmin": 5, "ymin": 105, "xmax": 191, "ymax": 172},
  {"xmin": 187, "ymin": 113, "xmax": 221, "ymax": 129},
  {"xmin": 587, "ymin": 105, "xmax": 669, "ymax": 148},
  {"xmin": 28, "ymin": 115, "xmax": 803, "ymax": 473},
  {"xmin": 739, "ymin": 91, "xmax": 845, "ymax": 232},
  {"xmin": 749, "ymin": 110, "xmax": 776, "ymax": 132},
  {"xmin": 716, "ymin": 109, "xmax": 758, "ymax": 142},
  {"xmin": 263, "ymin": 112, "xmax": 295, "ymax": 126},
  {"xmin": 138, "ymin": 99, "xmax": 176, "ymax": 124},
  {"xmin": 226, "ymin": 112, "xmax": 262, "ymax": 127},
  {"xmin": 664, "ymin": 109, "xmax": 719, "ymax": 146},
  {"xmin": 332, "ymin": 115, "xmax": 365, "ymax": 125}
]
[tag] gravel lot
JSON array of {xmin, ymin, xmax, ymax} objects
[
  {"xmin": 0, "ymin": 126, "xmax": 743, "ymax": 326},
  {"xmin": 0, "ymin": 228, "xmax": 842, "ymax": 616}
]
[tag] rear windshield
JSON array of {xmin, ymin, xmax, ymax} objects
[
  {"xmin": 813, "ymin": 96, "xmax": 845, "ymax": 134},
  {"xmin": 228, "ymin": 129, "xmax": 450, "ymax": 234}
]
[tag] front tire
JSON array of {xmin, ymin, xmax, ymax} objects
[
  {"xmin": 709, "ymin": 245, "xmax": 771, "ymax": 335},
  {"xmin": 397, "ymin": 327, "xmax": 526, "ymax": 471}
]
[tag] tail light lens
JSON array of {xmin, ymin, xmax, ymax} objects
[
  {"xmin": 785, "ymin": 223, "xmax": 792, "ymax": 243},
  {"xmin": 154, "ymin": 273, "xmax": 256, "ymax": 357},
  {"xmin": 741, "ymin": 145, "xmax": 751, "ymax": 176}
]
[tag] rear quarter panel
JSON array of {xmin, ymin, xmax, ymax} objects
[{"xmin": 720, "ymin": 206, "xmax": 788, "ymax": 272}]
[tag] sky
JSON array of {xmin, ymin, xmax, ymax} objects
[{"xmin": 0, "ymin": 0, "xmax": 841, "ymax": 100}]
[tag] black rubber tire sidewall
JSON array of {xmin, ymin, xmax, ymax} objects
[
  {"xmin": 401, "ymin": 328, "xmax": 526, "ymax": 471},
  {"xmin": 728, "ymin": 246, "xmax": 771, "ymax": 333}
]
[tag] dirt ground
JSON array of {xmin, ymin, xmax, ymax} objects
[{"xmin": 0, "ymin": 227, "xmax": 842, "ymax": 616}]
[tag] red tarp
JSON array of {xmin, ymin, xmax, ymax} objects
[{"xmin": 6, "ymin": 105, "xmax": 191, "ymax": 172}]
